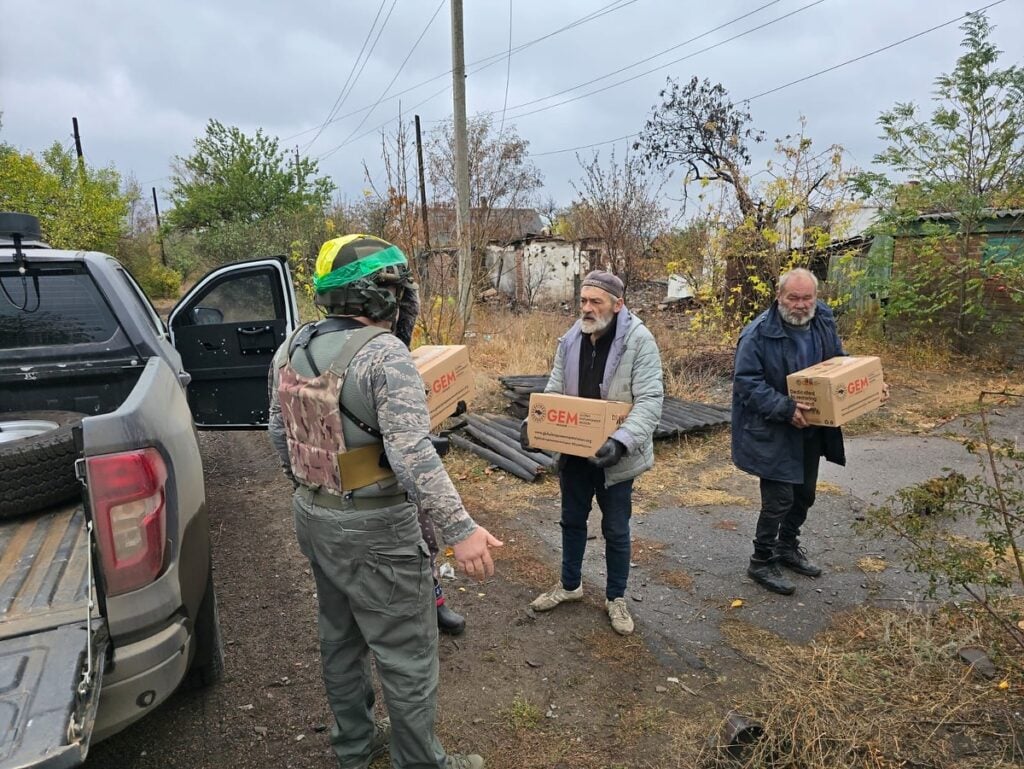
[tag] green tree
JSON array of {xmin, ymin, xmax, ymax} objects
[
  {"xmin": 167, "ymin": 120, "xmax": 335, "ymax": 231},
  {"xmin": 855, "ymin": 12, "xmax": 1024, "ymax": 344},
  {"xmin": 0, "ymin": 140, "xmax": 128, "ymax": 254}
]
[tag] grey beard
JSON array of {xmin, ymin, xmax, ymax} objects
[
  {"xmin": 581, "ymin": 315, "xmax": 613, "ymax": 334},
  {"xmin": 779, "ymin": 303, "xmax": 816, "ymax": 326}
]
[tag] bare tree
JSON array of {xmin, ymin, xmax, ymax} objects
[
  {"xmin": 427, "ymin": 114, "xmax": 544, "ymax": 251},
  {"xmin": 567, "ymin": 148, "xmax": 669, "ymax": 289}
]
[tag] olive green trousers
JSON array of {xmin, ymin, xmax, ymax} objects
[{"xmin": 294, "ymin": 492, "xmax": 446, "ymax": 769}]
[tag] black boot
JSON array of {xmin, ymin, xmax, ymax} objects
[
  {"xmin": 437, "ymin": 602, "xmax": 466, "ymax": 635},
  {"xmin": 747, "ymin": 557, "xmax": 795, "ymax": 595},
  {"xmin": 775, "ymin": 543, "xmax": 822, "ymax": 577}
]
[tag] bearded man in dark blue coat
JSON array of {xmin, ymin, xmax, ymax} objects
[{"xmin": 731, "ymin": 268, "xmax": 887, "ymax": 595}]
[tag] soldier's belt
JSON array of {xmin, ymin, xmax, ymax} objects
[
  {"xmin": 302, "ymin": 485, "xmax": 408, "ymax": 511},
  {"xmin": 337, "ymin": 443, "xmax": 396, "ymax": 491}
]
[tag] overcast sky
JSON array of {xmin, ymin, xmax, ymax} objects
[{"xmin": 2, "ymin": 0, "xmax": 1021, "ymax": 214}]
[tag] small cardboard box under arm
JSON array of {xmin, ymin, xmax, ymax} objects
[
  {"xmin": 411, "ymin": 345, "xmax": 474, "ymax": 430},
  {"xmin": 786, "ymin": 355, "xmax": 884, "ymax": 427},
  {"xmin": 526, "ymin": 392, "xmax": 632, "ymax": 457}
]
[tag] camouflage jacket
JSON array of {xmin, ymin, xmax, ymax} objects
[{"xmin": 268, "ymin": 319, "xmax": 477, "ymax": 545}]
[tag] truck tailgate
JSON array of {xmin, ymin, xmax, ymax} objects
[
  {"xmin": 0, "ymin": 505, "xmax": 95, "ymax": 636},
  {"xmin": 0, "ymin": 504, "xmax": 106, "ymax": 769}
]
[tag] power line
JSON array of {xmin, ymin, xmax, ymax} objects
[
  {"xmin": 319, "ymin": 0, "xmax": 446, "ymax": 161},
  {"xmin": 327, "ymin": 0, "xmax": 808, "ymax": 155},
  {"xmin": 743, "ymin": 0, "xmax": 1007, "ymax": 102},
  {"xmin": 482, "ymin": 0, "xmax": 784, "ymax": 119},
  {"xmin": 532, "ymin": 0, "xmax": 1008, "ymax": 158},
  {"xmin": 302, "ymin": 0, "xmax": 389, "ymax": 153},
  {"xmin": 496, "ymin": 0, "xmax": 513, "ymax": 140},
  {"xmin": 501, "ymin": 0, "xmax": 827, "ymax": 123},
  {"xmin": 282, "ymin": 0, "xmax": 639, "ymax": 144}
]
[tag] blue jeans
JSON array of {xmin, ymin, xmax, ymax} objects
[{"xmin": 559, "ymin": 456, "xmax": 634, "ymax": 600}]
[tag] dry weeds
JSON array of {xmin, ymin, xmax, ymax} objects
[{"xmin": 666, "ymin": 606, "xmax": 1024, "ymax": 768}]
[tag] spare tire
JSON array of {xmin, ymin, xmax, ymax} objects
[{"xmin": 0, "ymin": 411, "xmax": 85, "ymax": 519}]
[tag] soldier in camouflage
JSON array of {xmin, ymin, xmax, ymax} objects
[{"xmin": 268, "ymin": 234, "xmax": 501, "ymax": 769}]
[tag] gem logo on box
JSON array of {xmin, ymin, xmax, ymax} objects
[
  {"xmin": 546, "ymin": 409, "xmax": 579, "ymax": 426},
  {"xmin": 431, "ymin": 372, "xmax": 457, "ymax": 393}
]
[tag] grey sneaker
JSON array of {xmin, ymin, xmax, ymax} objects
[
  {"xmin": 606, "ymin": 597, "xmax": 634, "ymax": 635},
  {"xmin": 530, "ymin": 582, "xmax": 583, "ymax": 612},
  {"xmin": 445, "ymin": 755, "xmax": 485, "ymax": 769}
]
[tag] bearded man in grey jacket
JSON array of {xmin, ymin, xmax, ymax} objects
[{"xmin": 521, "ymin": 271, "xmax": 663, "ymax": 635}]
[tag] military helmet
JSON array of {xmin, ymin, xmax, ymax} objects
[{"xmin": 313, "ymin": 234, "xmax": 411, "ymax": 320}]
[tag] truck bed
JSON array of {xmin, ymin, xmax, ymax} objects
[{"xmin": 0, "ymin": 502, "xmax": 96, "ymax": 639}]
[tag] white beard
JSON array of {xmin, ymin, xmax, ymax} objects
[
  {"xmin": 581, "ymin": 314, "xmax": 613, "ymax": 334},
  {"xmin": 779, "ymin": 302, "xmax": 816, "ymax": 326}
]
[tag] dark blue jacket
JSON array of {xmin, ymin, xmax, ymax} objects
[{"xmin": 731, "ymin": 300, "xmax": 846, "ymax": 483}]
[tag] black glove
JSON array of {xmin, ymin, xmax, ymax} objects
[
  {"xmin": 589, "ymin": 438, "xmax": 625, "ymax": 468},
  {"xmin": 519, "ymin": 421, "xmax": 531, "ymax": 450}
]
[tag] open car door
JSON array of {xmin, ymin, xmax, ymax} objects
[{"xmin": 168, "ymin": 257, "xmax": 299, "ymax": 428}]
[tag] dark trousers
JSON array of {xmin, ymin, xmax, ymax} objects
[
  {"xmin": 752, "ymin": 429, "xmax": 824, "ymax": 559},
  {"xmin": 559, "ymin": 456, "xmax": 634, "ymax": 600}
]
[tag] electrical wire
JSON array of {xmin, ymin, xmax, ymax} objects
[
  {"xmin": 482, "ymin": 0, "xmax": 784, "ymax": 118},
  {"xmin": 326, "ymin": 0, "xmax": 808, "ymax": 154},
  {"xmin": 282, "ymin": 0, "xmax": 639, "ymax": 143},
  {"xmin": 501, "ymin": 0, "xmax": 826, "ymax": 123},
  {"xmin": 301, "ymin": 0, "xmax": 389, "ymax": 152},
  {"xmin": 496, "ymin": 0, "xmax": 514, "ymax": 140},
  {"xmin": 319, "ymin": 0, "xmax": 446, "ymax": 161},
  {"xmin": 532, "ymin": 0, "xmax": 1009, "ymax": 158},
  {"xmin": 744, "ymin": 0, "xmax": 1007, "ymax": 102}
]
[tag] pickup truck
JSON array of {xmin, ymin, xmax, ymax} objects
[{"xmin": 0, "ymin": 212, "xmax": 299, "ymax": 768}]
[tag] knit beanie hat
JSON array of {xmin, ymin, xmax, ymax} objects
[{"xmin": 581, "ymin": 270, "xmax": 624, "ymax": 299}]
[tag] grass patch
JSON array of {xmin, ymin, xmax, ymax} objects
[
  {"xmin": 500, "ymin": 694, "xmax": 542, "ymax": 731},
  {"xmin": 671, "ymin": 605, "xmax": 1024, "ymax": 768}
]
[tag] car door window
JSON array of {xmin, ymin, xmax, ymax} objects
[{"xmin": 191, "ymin": 273, "xmax": 277, "ymax": 324}]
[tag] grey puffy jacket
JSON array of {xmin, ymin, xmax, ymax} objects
[{"xmin": 546, "ymin": 308, "xmax": 664, "ymax": 487}]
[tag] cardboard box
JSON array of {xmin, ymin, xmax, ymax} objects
[
  {"xmin": 526, "ymin": 392, "xmax": 632, "ymax": 457},
  {"xmin": 411, "ymin": 345, "xmax": 474, "ymax": 430},
  {"xmin": 786, "ymin": 356, "xmax": 884, "ymax": 427}
]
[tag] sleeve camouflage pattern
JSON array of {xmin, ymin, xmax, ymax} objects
[
  {"xmin": 267, "ymin": 345, "xmax": 297, "ymax": 485},
  {"xmin": 350, "ymin": 333, "xmax": 477, "ymax": 544}
]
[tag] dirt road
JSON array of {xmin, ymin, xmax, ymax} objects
[{"xmin": 84, "ymin": 407, "xmax": 1005, "ymax": 768}]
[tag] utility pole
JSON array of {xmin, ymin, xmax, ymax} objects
[
  {"xmin": 414, "ymin": 115, "xmax": 431, "ymax": 252},
  {"xmin": 450, "ymin": 0, "xmax": 472, "ymax": 331},
  {"xmin": 294, "ymin": 146, "xmax": 301, "ymax": 191},
  {"xmin": 72, "ymin": 117, "xmax": 85, "ymax": 178},
  {"xmin": 152, "ymin": 187, "xmax": 168, "ymax": 267}
]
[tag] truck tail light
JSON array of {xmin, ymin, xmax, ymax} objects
[{"xmin": 86, "ymin": 448, "xmax": 168, "ymax": 596}]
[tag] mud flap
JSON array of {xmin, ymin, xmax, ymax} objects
[{"xmin": 0, "ymin": 621, "xmax": 107, "ymax": 769}]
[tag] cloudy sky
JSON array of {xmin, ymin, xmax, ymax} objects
[{"xmin": 2, "ymin": 0, "xmax": 1020, "ymax": 213}]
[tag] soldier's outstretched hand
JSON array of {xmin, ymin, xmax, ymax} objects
[{"xmin": 453, "ymin": 526, "xmax": 503, "ymax": 580}]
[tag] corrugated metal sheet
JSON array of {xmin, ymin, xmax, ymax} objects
[
  {"xmin": 915, "ymin": 209, "xmax": 1024, "ymax": 222},
  {"xmin": 0, "ymin": 504, "xmax": 92, "ymax": 632}
]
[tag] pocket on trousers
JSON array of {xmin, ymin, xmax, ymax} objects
[{"xmin": 353, "ymin": 541, "xmax": 430, "ymax": 615}]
